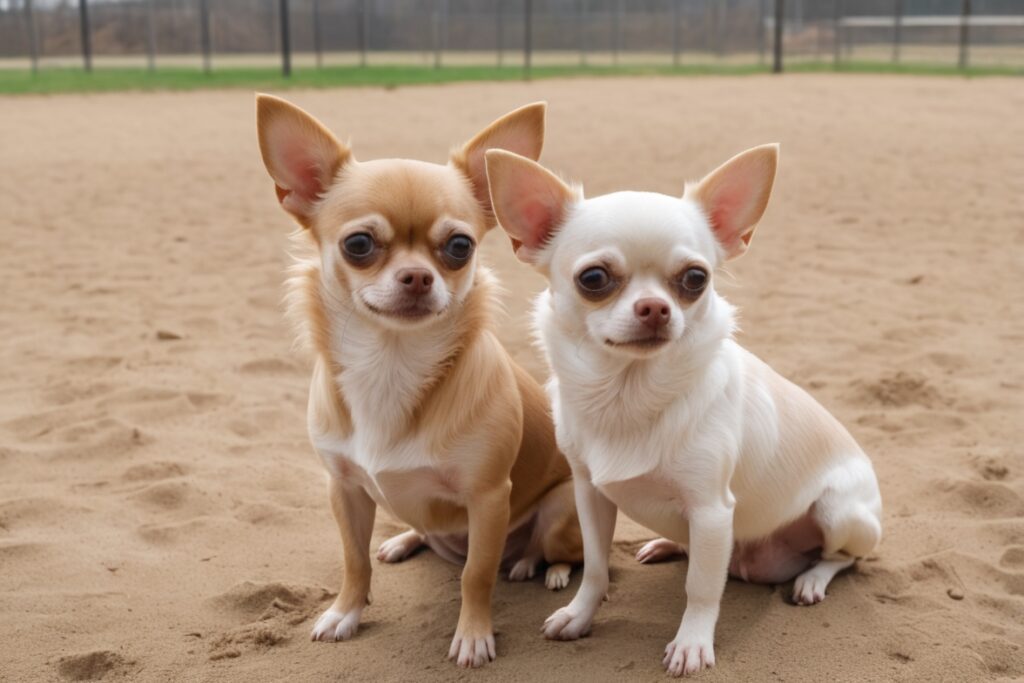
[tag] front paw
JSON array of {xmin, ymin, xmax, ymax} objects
[
  {"xmin": 310, "ymin": 607, "xmax": 362, "ymax": 642},
  {"xmin": 447, "ymin": 625, "xmax": 496, "ymax": 668},
  {"xmin": 663, "ymin": 634, "xmax": 715, "ymax": 677},
  {"xmin": 541, "ymin": 603, "xmax": 594, "ymax": 640}
]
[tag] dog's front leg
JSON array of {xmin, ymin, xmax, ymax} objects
[
  {"xmin": 448, "ymin": 480, "xmax": 511, "ymax": 668},
  {"xmin": 542, "ymin": 474, "xmax": 617, "ymax": 640},
  {"xmin": 664, "ymin": 504, "xmax": 733, "ymax": 677},
  {"xmin": 311, "ymin": 476, "xmax": 376, "ymax": 642}
]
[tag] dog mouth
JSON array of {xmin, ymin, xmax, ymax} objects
[
  {"xmin": 362, "ymin": 299, "xmax": 442, "ymax": 321},
  {"xmin": 604, "ymin": 336, "xmax": 671, "ymax": 352}
]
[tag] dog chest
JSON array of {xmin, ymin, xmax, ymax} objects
[{"xmin": 311, "ymin": 431, "xmax": 468, "ymax": 531}]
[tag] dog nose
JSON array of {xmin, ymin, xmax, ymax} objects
[
  {"xmin": 634, "ymin": 297, "xmax": 671, "ymax": 330},
  {"xmin": 396, "ymin": 268, "xmax": 434, "ymax": 296}
]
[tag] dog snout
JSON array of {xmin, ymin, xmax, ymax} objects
[
  {"xmin": 396, "ymin": 268, "xmax": 434, "ymax": 296},
  {"xmin": 633, "ymin": 297, "xmax": 671, "ymax": 330}
]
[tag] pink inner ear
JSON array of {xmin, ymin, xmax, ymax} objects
[
  {"xmin": 280, "ymin": 144, "xmax": 323, "ymax": 202},
  {"xmin": 519, "ymin": 198, "xmax": 555, "ymax": 249},
  {"xmin": 708, "ymin": 182, "xmax": 750, "ymax": 247}
]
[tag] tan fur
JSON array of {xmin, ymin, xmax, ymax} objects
[{"xmin": 255, "ymin": 95, "xmax": 580, "ymax": 667}]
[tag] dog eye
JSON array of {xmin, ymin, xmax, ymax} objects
[
  {"xmin": 341, "ymin": 232, "xmax": 376, "ymax": 263},
  {"xmin": 440, "ymin": 235, "xmax": 474, "ymax": 269},
  {"xmin": 676, "ymin": 267, "xmax": 708, "ymax": 296},
  {"xmin": 576, "ymin": 266, "xmax": 614, "ymax": 297}
]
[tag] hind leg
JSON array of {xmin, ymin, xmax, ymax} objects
[
  {"xmin": 376, "ymin": 529, "xmax": 426, "ymax": 563},
  {"xmin": 793, "ymin": 557, "xmax": 855, "ymax": 605},
  {"xmin": 793, "ymin": 458, "xmax": 882, "ymax": 605},
  {"xmin": 536, "ymin": 480, "xmax": 583, "ymax": 591},
  {"xmin": 636, "ymin": 538, "xmax": 687, "ymax": 564}
]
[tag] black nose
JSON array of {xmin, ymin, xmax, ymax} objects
[
  {"xmin": 396, "ymin": 268, "xmax": 434, "ymax": 296},
  {"xmin": 633, "ymin": 297, "xmax": 671, "ymax": 330}
]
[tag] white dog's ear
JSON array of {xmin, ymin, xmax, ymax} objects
[
  {"xmin": 688, "ymin": 144, "xmax": 779, "ymax": 260},
  {"xmin": 485, "ymin": 150, "xmax": 575, "ymax": 265},
  {"xmin": 452, "ymin": 102, "xmax": 546, "ymax": 223},
  {"xmin": 256, "ymin": 93, "xmax": 351, "ymax": 228}
]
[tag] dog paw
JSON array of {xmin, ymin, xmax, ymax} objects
[
  {"xmin": 663, "ymin": 635, "xmax": 715, "ymax": 677},
  {"xmin": 447, "ymin": 628, "xmax": 496, "ymax": 668},
  {"xmin": 310, "ymin": 608, "xmax": 361, "ymax": 642},
  {"xmin": 545, "ymin": 563, "xmax": 572, "ymax": 590},
  {"xmin": 541, "ymin": 604, "xmax": 594, "ymax": 640},
  {"xmin": 636, "ymin": 538, "xmax": 686, "ymax": 564},
  {"xmin": 376, "ymin": 529, "xmax": 424, "ymax": 563},
  {"xmin": 793, "ymin": 571, "xmax": 828, "ymax": 605},
  {"xmin": 508, "ymin": 557, "xmax": 538, "ymax": 581}
]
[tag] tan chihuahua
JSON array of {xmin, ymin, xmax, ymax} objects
[{"xmin": 255, "ymin": 95, "xmax": 581, "ymax": 668}]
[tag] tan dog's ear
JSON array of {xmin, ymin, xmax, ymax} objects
[
  {"xmin": 485, "ymin": 150, "xmax": 575, "ymax": 265},
  {"xmin": 256, "ymin": 93, "xmax": 351, "ymax": 228},
  {"xmin": 452, "ymin": 102, "xmax": 546, "ymax": 224},
  {"xmin": 687, "ymin": 144, "xmax": 779, "ymax": 261}
]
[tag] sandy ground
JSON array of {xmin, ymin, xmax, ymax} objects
[{"xmin": 1, "ymin": 76, "xmax": 1022, "ymax": 682}]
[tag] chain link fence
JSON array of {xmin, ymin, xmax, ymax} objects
[{"xmin": 0, "ymin": 0, "xmax": 1021, "ymax": 73}]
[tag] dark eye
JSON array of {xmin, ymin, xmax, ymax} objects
[
  {"xmin": 441, "ymin": 235, "xmax": 474, "ymax": 269},
  {"xmin": 342, "ymin": 232, "xmax": 375, "ymax": 263},
  {"xmin": 677, "ymin": 267, "xmax": 708, "ymax": 296},
  {"xmin": 576, "ymin": 266, "xmax": 615, "ymax": 299}
]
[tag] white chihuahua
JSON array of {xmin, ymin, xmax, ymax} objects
[{"xmin": 485, "ymin": 145, "xmax": 882, "ymax": 676}]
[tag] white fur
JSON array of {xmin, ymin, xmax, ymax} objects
[{"xmin": 525, "ymin": 188, "xmax": 882, "ymax": 676}]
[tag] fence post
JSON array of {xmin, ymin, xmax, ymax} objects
[
  {"xmin": 892, "ymin": 0, "xmax": 902, "ymax": 63},
  {"xmin": 612, "ymin": 0, "xmax": 621, "ymax": 66},
  {"xmin": 198, "ymin": 0, "xmax": 211, "ymax": 74},
  {"xmin": 496, "ymin": 0, "xmax": 503, "ymax": 67},
  {"xmin": 25, "ymin": 0, "xmax": 39, "ymax": 74},
  {"xmin": 78, "ymin": 0, "xmax": 92, "ymax": 72},
  {"xmin": 833, "ymin": 0, "xmax": 841, "ymax": 68},
  {"xmin": 432, "ymin": 0, "xmax": 441, "ymax": 69},
  {"xmin": 279, "ymin": 0, "xmax": 291, "ymax": 76},
  {"xmin": 524, "ymin": 0, "xmax": 532, "ymax": 78},
  {"xmin": 359, "ymin": 0, "xmax": 369, "ymax": 67},
  {"xmin": 714, "ymin": 0, "xmax": 724, "ymax": 58},
  {"xmin": 671, "ymin": 0, "xmax": 680, "ymax": 68},
  {"xmin": 146, "ymin": 0, "xmax": 156, "ymax": 72},
  {"xmin": 758, "ymin": 0, "xmax": 766, "ymax": 65},
  {"xmin": 772, "ymin": 0, "xmax": 783, "ymax": 73},
  {"xmin": 958, "ymin": 0, "xmax": 971, "ymax": 69},
  {"xmin": 312, "ymin": 0, "xmax": 322, "ymax": 68},
  {"xmin": 579, "ymin": 0, "xmax": 587, "ymax": 66}
]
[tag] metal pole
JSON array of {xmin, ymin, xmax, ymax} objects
[
  {"xmin": 772, "ymin": 0, "xmax": 783, "ymax": 73},
  {"xmin": 439, "ymin": 0, "xmax": 448, "ymax": 68},
  {"xmin": 958, "ymin": 0, "xmax": 970, "ymax": 69},
  {"xmin": 892, "ymin": 0, "xmax": 902, "ymax": 64},
  {"xmin": 715, "ymin": 0, "xmax": 724, "ymax": 58},
  {"xmin": 359, "ymin": 0, "xmax": 368, "ymax": 68},
  {"xmin": 496, "ymin": 0, "xmax": 503, "ymax": 67},
  {"xmin": 312, "ymin": 0, "xmax": 322, "ymax": 68},
  {"xmin": 279, "ymin": 0, "xmax": 291, "ymax": 76},
  {"xmin": 78, "ymin": 0, "xmax": 91, "ymax": 72},
  {"xmin": 25, "ymin": 0, "xmax": 39, "ymax": 74},
  {"xmin": 524, "ymin": 0, "xmax": 532, "ymax": 78},
  {"xmin": 199, "ymin": 0, "xmax": 211, "ymax": 74},
  {"xmin": 146, "ymin": 0, "xmax": 156, "ymax": 72},
  {"xmin": 671, "ymin": 0, "xmax": 680, "ymax": 68},
  {"xmin": 612, "ymin": 0, "xmax": 620, "ymax": 66},
  {"xmin": 579, "ymin": 0, "xmax": 586, "ymax": 67},
  {"xmin": 432, "ymin": 0, "xmax": 441, "ymax": 69},
  {"xmin": 758, "ymin": 0, "xmax": 766, "ymax": 65},
  {"xmin": 833, "ymin": 0, "xmax": 841, "ymax": 68}
]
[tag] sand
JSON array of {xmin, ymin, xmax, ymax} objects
[{"xmin": 1, "ymin": 75, "xmax": 1022, "ymax": 682}]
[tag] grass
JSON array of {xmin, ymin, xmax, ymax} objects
[{"xmin": 0, "ymin": 61, "xmax": 1019, "ymax": 95}]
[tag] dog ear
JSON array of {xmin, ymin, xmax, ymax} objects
[
  {"xmin": 452, "ymin": 102, "xmax": 546, "ymax": 224},
  {"xmin": 256, "ymin": 94, "xmax": 351, "ymax": 228},
  {"xmin": 687, "ymin": 144, "xmax": 779, "ymax": 261},
  {"xmin": 485, "ymin": 150, "xmax": 575, "ymax": 265}
]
